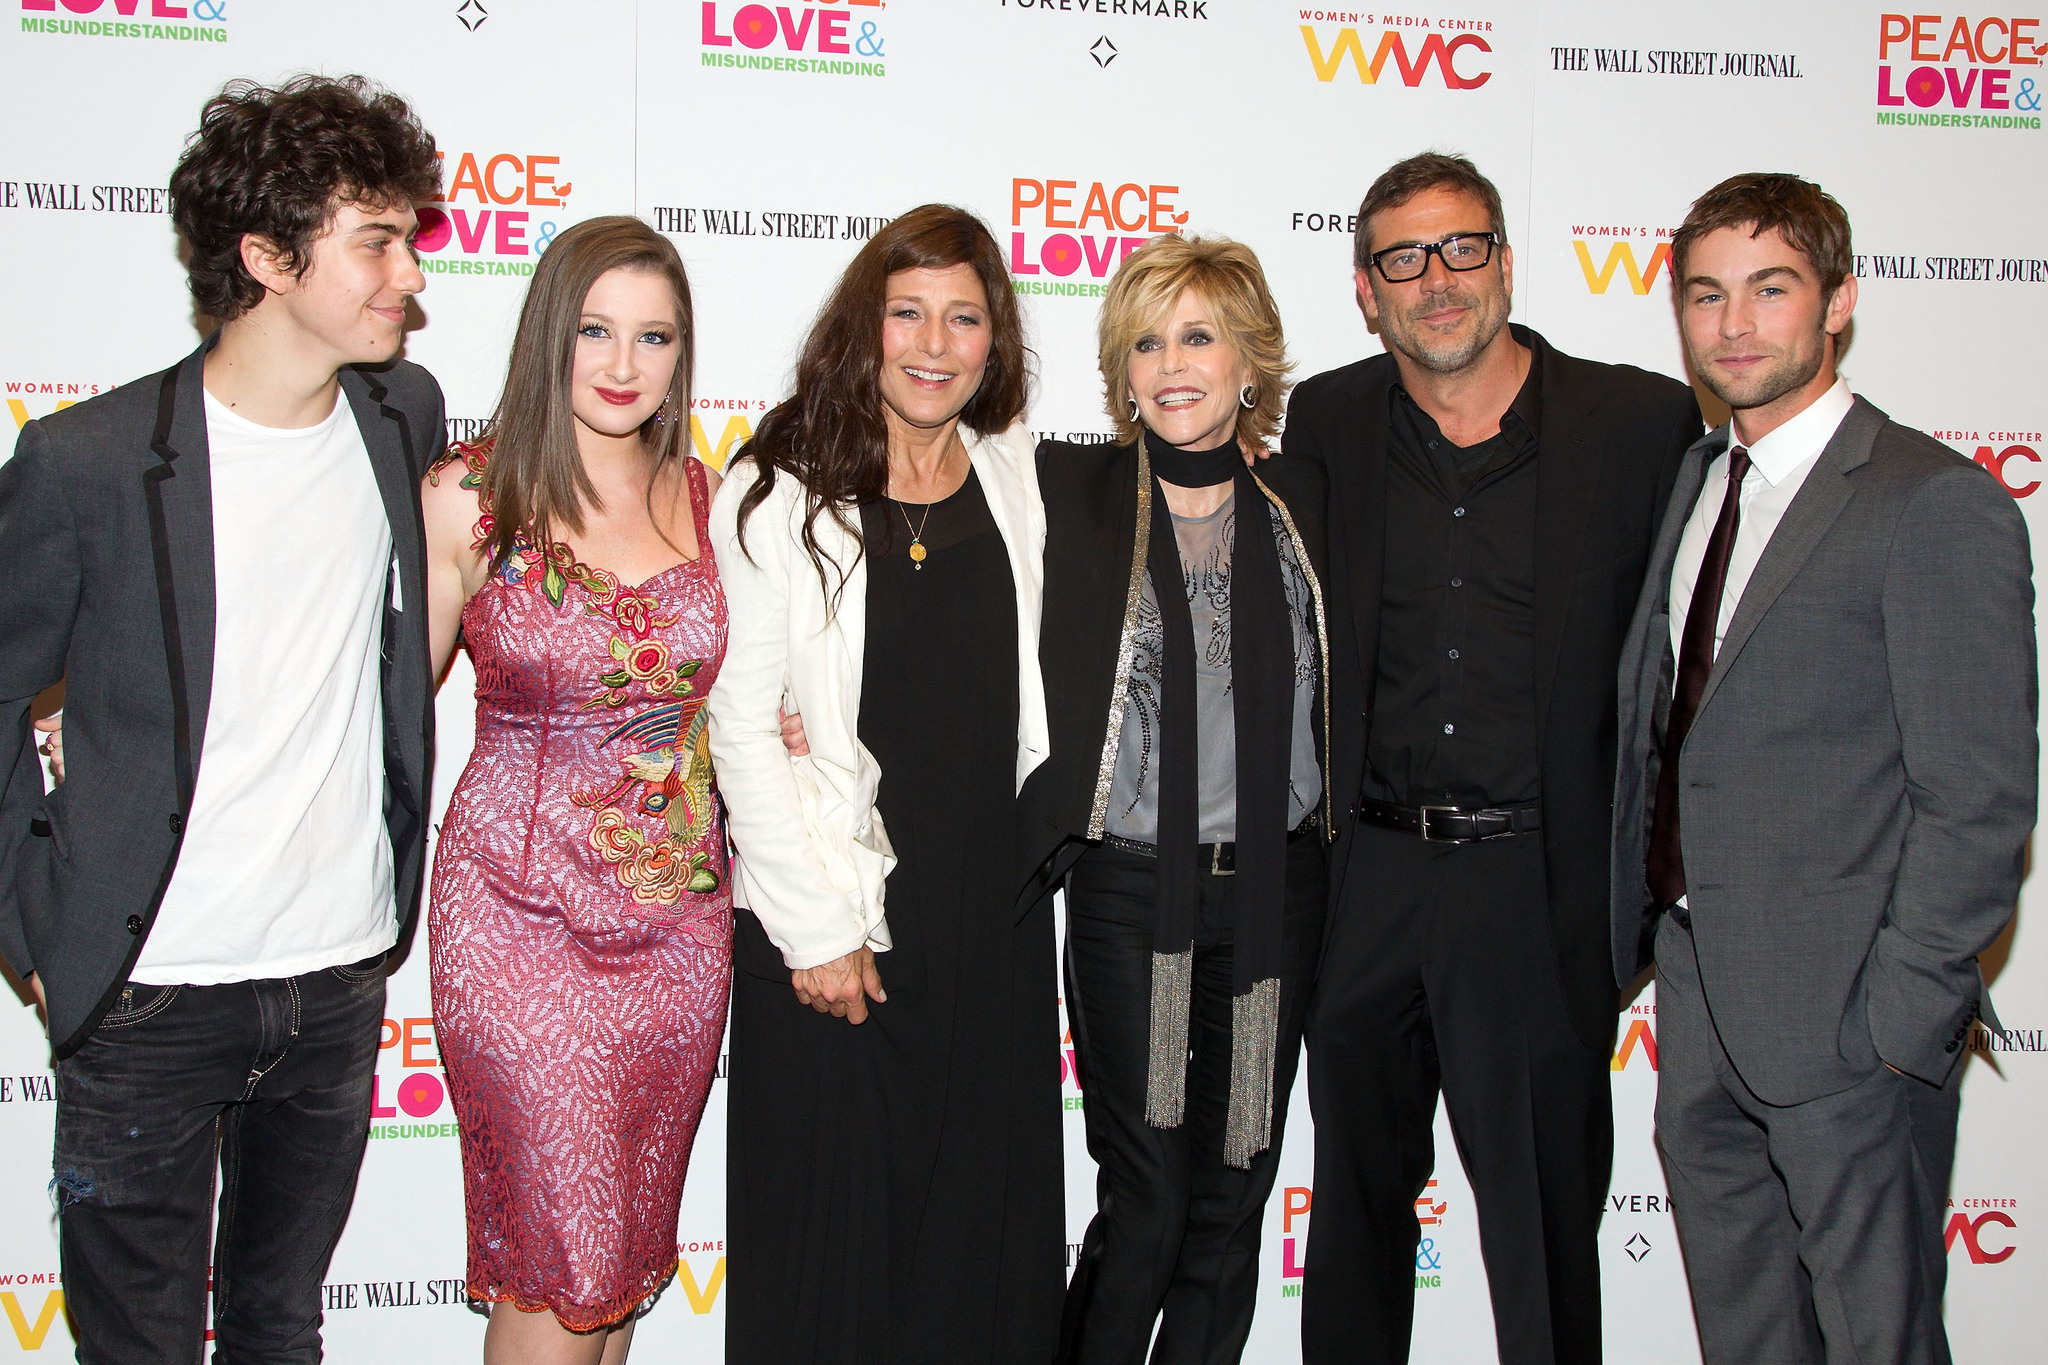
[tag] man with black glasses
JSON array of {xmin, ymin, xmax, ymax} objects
[{"xmin": 1283, "ymin": 152, "xmax": 1700, "ymax": 1364}]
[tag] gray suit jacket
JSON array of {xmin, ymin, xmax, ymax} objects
[
  {"xmin": 0, "ymin": 338, "xmax": 442, "ymax": 1057},
  {"xmin": 1611, "ymin": 396, "xmax": 2035, "ymax": 1105}
]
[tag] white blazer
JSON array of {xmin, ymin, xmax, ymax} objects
[{"xmin": 706, "ymin": 421, "xmax": 1049, "ymax": 970}]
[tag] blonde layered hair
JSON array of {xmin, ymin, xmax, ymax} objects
[{"xmin": 1098, "ymin": 234, "xmax": 1292, "ymax": 449}]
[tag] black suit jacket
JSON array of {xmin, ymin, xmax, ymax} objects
[
  {"xmin": 1283, "ymin": 325, "xmax": 1698, "ymax": 1049},
  {"xmin": 1018, "ymin": 437, "xmax": 1332, "ymax": 905},
  {"xmin": 0, "ymin": 338, "xmax": 442, "ymax": 1056}
]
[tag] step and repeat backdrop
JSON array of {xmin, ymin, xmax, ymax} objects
[{"xmin": 2, "ymin": 1, "xmax": 2043, "ymax": 1359}]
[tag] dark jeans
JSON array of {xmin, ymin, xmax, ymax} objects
[
  {"xmin": 1057, "ymin": 833, "xmax": 1327, "ymax": 1365},
  {"xmin": 53, "ymin": 959, "xmax": 387, "ymax": 1364},
  {"xmin": 1304, "ymin": 824, "xmax": 1612, "ymax": 1365}
]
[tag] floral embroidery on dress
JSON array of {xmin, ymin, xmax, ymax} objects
[{"xmin": 438, "ymin": 439, "xmax": 724, "ymax": 911}]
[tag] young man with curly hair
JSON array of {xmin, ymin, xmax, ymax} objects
[{"xmin": 0, "ymin": 75, "xmax": 445, "ymax": 1361}]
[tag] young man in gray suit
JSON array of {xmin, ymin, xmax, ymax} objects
[
  {"xmin": 1612, "ymin": 173, "xmax": 2035, "ymax": 1365},
  {"xmin": 0, "ymin": 77, "xmax": 443, "ymax": 1361}
]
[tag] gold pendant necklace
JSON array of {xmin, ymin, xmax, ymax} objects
[{"xmin": 898, "ymin": 498, "xmax": 933, "ymax": 569}]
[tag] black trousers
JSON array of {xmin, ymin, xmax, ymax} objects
[
  {"xmin": 52, "ymin": 960, "xmax": 387, "ymax": 1364},
  {"xmin": 1057, "ymin": 833, "xmax": 1326, "ymax": 1365},
  {"xmin": 1303, "ymin": 824, "xmax": 1611, "ymax": 1365}
]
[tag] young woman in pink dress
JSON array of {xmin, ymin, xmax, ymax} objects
[{"xmin": 421, "ymin": 215, "xmax": 730, "ymax": 1365}]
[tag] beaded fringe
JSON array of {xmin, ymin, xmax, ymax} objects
[
  {"xmin": 1144, "ymin": 948, "xmax": 1194, "ymax": 1128},
  {"xmin": 1224, "ymin": 976, "xmax": 1282, "ymax": 1169}
]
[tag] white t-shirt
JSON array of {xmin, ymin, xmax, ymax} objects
[{"xmin": 131, "ymin": 390, "xmax": 396, "ymax": 985}]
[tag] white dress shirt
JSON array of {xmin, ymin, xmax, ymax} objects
[{"xmin": 1669, "ymin": 378, "xmax": 1855, "ymax": 666}]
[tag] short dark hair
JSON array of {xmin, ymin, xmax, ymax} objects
[
  {"xmin": 170, "ymin": 74, "xmax": 441, "ymax": 320},
  {"xmin": 1353, "ymin": 151, "xmax": 1507, "ymax": 271},
  {"xmin": 1671, "ymin": 173, "xmax": 1853, "ymax": 298}
]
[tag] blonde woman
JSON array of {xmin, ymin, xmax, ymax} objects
[{"xmin": 1020, "ymin": 235, "xmax": 1332, "ymax": 1364}]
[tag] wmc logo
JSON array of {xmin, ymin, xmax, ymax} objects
[
  {"xmin": 1611, "ymin": 1012, "xmax": 1659, "ymax": 1071},
  {"xmin": 415, "ymin": 151, "xmax": 572, "ymax": 280},
  {"xmin": 6, "ymin": 379, "xmax": 118, "ymax": 430},
  {"xmin": 1932, "ymin": 426, "xmax": 2045, "ymax": 496},
  {"xmin": 1875, "ymin": 13, "xmax": 2045, "ymax": 128},
  {"xmin": 700, "ymin": 0, "xmax": 886, "ymax": 78},
  {"xmin": 1946, "ymin": 1199, "xmax": 2018, "ymax": 1264},
  {"xmin": 1299, "ymin": 14, "xmax": 1493, "ymax": 89},
  {"xmin": 1010, "ymin": 177, "xmax": 1187, "ymax": 300},
  {"xmin": 0, "ymin": 1278, "xmax": 64, "ymax": 1351},
  {"xmin": 1571, "ymin": 227, "xmax": 1674, "ymax": 296},
  {"xmin": 18, "ymin": 0, "xmax": 227, "ymax": 43},
  {"xmin": 689, "ymin": 397, "xmax": 772, "ymax": 472}
]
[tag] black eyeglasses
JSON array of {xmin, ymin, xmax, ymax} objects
[{"xmin": 1369, "ymin": 232, "xmax": 1499, "ymax": 283}]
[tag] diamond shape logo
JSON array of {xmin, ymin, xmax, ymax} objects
[
  {"xmin": 1091, "ymin": 36, "xmax": 1118, "ymax": 68},
  {"xmin": 456, "ymin": 0, "xmax": 487, "ymax": 31},
  {"xmin": 1625, "ymin": 1232, "xmax": 1652, "ymax": 1262}
]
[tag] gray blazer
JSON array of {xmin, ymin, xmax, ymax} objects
[
  {"xmin": 1611, "ymin": 396, "xmax": 2035, "ymax": 1105},
  {"xmin": 0, "ymin": 339, "xmax": 442, "ymax": 1057}
]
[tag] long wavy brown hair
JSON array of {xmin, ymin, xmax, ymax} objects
[
  {"xmin": 480, "ymin": 215, "xmax": 695, "ymax": 572},
  {"xmin": 734, "ymin": 203, "xmax": 1029, "ymax": 596}
]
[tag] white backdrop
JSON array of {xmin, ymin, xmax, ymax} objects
[{"xmin": 2, "ymin": 1, "xmax": 2043, "ymax": 1359}]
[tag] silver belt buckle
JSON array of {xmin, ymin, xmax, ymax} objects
[
  {"xmin": 1210, "ymin": 843, "xmax": 1235, "ymax": 876},
  {"xmin": 1417, "ymin": 805, "xmax": 1461, "ymax": 842}
]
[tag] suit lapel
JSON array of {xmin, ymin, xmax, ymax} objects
[
  {"xmin": 341, "ymin": 368, "xmax": 426, "ymax": 622},
  {"xmin": 1696, "ymin": 399, "xmax": 1882, "ymax": 715},
  {"xmin": 1343, "ymin": 372, "xmax": 1391, "ymax": 723},
  {"xmin": 1531, "ymin": 348, "xmax": 1603, "ymax": 742},
  {"xmin": 144, "ymin": 344, "xmax": 218, "ymax": 804}
]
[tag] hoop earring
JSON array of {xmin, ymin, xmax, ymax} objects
[
  {"xmin": 1239, "ymin": 384, "xmax": 1256, "ymax": 409},
  {"xmin": 1128, "ymin": 397, "xmax": 1140, "ymax": 423}
]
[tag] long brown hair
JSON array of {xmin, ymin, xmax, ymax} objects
[
  {"xmin": 481, "ymin": 215, "xmax": 696, "ymax": 571},
  {"xmin": 734, "ymin": 203, "xmax": 1029, "ymax": 593}
]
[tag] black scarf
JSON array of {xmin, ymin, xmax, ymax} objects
[{"xmin": 1141, "ymin": 428, "xmax": 1292, "ymax": 1167}]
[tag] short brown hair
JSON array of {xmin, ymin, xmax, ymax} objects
[
  {"xmin": 736, "ymin": 204, "xmax": 1029, "ymax": 592},
  {"xmin": 1353, "ymin": 151, "xmax": 1506, "ymax": 271},
  {"xmin": 1098, "ymin": 234, "xmax": 1291, "ymax": 449},
  {"xmin": 481, "ymin": 216, "xmax": 696, "ymax": 573},
  {"xmin": 1671, "ymin": 173, "xmax": 1853, "ymax": 298},
  {"xmin": 170, "ymin": 75, "xmax": 440, "ymax": 320}
]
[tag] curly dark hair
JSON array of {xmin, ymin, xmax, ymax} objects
[
  {"xmin": 169, "ymin": 74, "xmax": 441, "ymax": 320},
  {"xmin": 735, "ymin": 203, "xmax": 1030, "ymax": 599}
]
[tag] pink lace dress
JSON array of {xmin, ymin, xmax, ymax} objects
[{"xmin": 427, "ymin": 443, "xmax": 732, "ymax": 1330}]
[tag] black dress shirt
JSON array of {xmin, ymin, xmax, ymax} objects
[{"xmin": 1364, "ymin": 364, "xmax": 1543, "ymax": 808}]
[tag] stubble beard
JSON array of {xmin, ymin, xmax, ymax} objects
[
  {"xmin": 1695, "ymin": 329, "xmax": 1826, "ymax": 414},
  {"xmin": 1382, "ymin": 283, "xmax": 1510, "ymax": 376}
]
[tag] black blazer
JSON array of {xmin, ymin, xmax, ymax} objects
[
  {"xmin": 0, "ymin": 338, "xmax": 443, "ymax": 1056},
  {"xmin": 1018, "ymin": 437, "xmax": 1332, "ymax": 906},
  {"xmin": 1283, "ymin": 325, "xmax": 1698, "ymax": 1050}
]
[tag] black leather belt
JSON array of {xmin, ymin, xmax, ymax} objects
[
  {"xmin": 1358, "ymin": 797, "xmax": 1540, "ymax": 844},
  {"xmin": 1102, "ymin": 810, "xmax": 1321, "ymax": 876}
]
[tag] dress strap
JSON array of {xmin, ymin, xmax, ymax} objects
[{"xmin": 685, "ymin": 456, "xmax": 717, "ymax": 573}]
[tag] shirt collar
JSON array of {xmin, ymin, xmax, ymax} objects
[
  {"xmin": 1736, "ymin": 377, "xmax": 1853, "ymax": 486},
  {"xmin": 1389, "ymin": 350, "xmax": 1544, "ymax": 454}
]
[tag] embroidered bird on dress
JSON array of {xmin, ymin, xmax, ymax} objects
[{"xmin": 574, "ymin": 698, "xmax": 717, "ymax": 848}]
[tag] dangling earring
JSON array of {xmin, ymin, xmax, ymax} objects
[
  {"xmin": 652, "ymin": 392, "xmax": 677, "ymax": 426},
  {"xmin": 1239, "ymin": 384, "xmax": 1256, "ymax": 409},
  {"xmin": 1127, "ymin": 396, "xmax": 1140, "ymax": 423}
]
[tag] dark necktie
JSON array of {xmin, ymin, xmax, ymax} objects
[{"xmin": 1646, "ymin": 446, "xmax": 1751, "ymax": 907}]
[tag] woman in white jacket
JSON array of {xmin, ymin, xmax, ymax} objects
[{"xmin": 706, "ymin": 204, "xmax": 1060, "ymax": 1364}]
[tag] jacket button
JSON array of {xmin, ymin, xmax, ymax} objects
[
  {"xmin": 168, "ymin": 813, "xmax": 184, "ymax": 834},
  {"xmin": 126, "ymin": 915, "xmax": 143, "ymax": 935},
  {"xmin": 1944, "ymin": 1040, "xmax": 1959, "ymax": 1053}
]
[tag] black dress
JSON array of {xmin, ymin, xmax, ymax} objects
[{"xmin": 727, "ymin": 468, "xmax": 1064, "ymax": 1365}]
